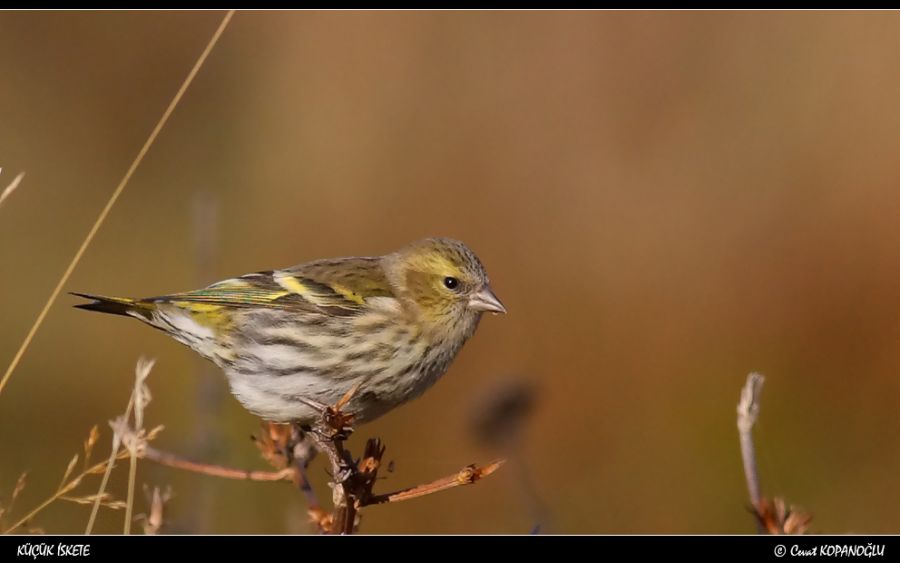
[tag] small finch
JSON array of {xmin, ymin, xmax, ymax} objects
[{"xmin": 72, "ymin": 238, "xmax": 506, "ymax": 424}]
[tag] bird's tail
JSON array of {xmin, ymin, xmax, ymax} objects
[{"xmin": 70, "ymin": 292, "xmax": 154, "ymax": 320}]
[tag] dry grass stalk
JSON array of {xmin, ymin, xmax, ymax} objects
[
  {"xmin": 4, "ymin": 368, "xmax": 500, "ymax": 534},
  {"xmin": 0, "ymin": 473, "xmax": 28, "ymax": 531},
  {"xmin": 123, "ymin": 357, "xmax": 154, "ymax": 534},
  {"xmin": 1, "ymin": 424, "xmax": 138, "ymax": 534},
  {"xmin": 0, "ymin": 170, "xmax": 25, "ymax": 211},
  {"xmin": 1, "ymin": 13, "xmax": 235, "ymax": 531},
  {"xmin": 86, "ymin": 357, "xmax": 161, "ymax": 535},
  {"xmin": 0, "ymin": 10, "xmax": 235, "ymax": 400}
]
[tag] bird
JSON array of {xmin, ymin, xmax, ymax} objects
[{"xmin": 72, "ymin": 237, "xmax": 506, "ymax": 425}]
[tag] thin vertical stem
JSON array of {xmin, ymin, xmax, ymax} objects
[{"xmin": 737, "ymin": 372, "xmax": 765, "ymax": 533}]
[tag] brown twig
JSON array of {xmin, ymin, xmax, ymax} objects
[
  {"xmin": 141, "ymin": 383, "xmax": 503, "ymax": 534},
  {"xmin": 306, "ymin": 420, "xmax": 357, "ymax": 534},
  {"xmin": 250, "ymin": 422, "xmax": 323, "ymax": 524},
  {"xmin": 301, "ymin": 385, "xmax": 364, "ymax": 534},
  {"xmin": 304, "ymin": 391, "xmax": 504, "ymax": 533},
  {"xmin": 364, "ymin": 460, "xmax": 505, "ymax": 506},
  {"xmin": 142, "ymin": 446, "xmax": 294, "ymax": 482}
]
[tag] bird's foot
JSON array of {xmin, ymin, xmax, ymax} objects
[
  {"xmin": 295, "ymin": 392, "xmax": 357, "ymax": 442},
  {"xmin": 321, "ymin": 407, "xmax": 355, "ymax": 441},
  {"xmin": 319, "ymin": 382, "xmax": 362, "ymax": 441}
]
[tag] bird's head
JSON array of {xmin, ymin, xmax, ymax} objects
[{"xmin": 384, "ymin": 238, "xmax": 506, "ymax": 333}]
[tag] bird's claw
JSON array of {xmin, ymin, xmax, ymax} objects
[
  {"xmin": 295, "ymin": 394, "xmax": 356, "ymax": 440},
  {"xmin": 323, "ymin": 406, "xmax": 355, "ymax": 439},
  {"xmin": 317, "ymin": 382, "xmax": 361, "ymax": 440}
]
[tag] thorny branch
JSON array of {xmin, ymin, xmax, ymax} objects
[
  {"xmin": 6, "ymin": 356, "xmax": 501, "ymax": 535},
  {"xmin": 138, "ymin": 385, "xmax": 503, "ymax": 534}
]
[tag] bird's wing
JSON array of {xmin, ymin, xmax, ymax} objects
[{"xmin": 149, "ymin": 256, "xmax": 395, "ymax": 317}]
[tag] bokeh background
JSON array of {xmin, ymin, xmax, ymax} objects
[{"xmin": 3, "ymin": 11, "xmax": 900, "ymax": 534}]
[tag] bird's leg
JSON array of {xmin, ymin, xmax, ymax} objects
[
  {"xmin": 294, "ymin": 390, "xmax": 357, "ymax": 443},
  {"xmin": 321, "ymin": 406, "xmax": 355, "ymax": 442},
  {"xmin": 323, "ymin": 381, "xmax": 362, "ymax": 441}
]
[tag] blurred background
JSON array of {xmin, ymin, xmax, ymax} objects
[{"xmin": 2, "ymin": 11, "xmax": 900, "ymax": 534}]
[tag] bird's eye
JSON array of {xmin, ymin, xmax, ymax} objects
[{"xmin": 443, "ymin": 277, "xmax": 460, "ymax": 291}]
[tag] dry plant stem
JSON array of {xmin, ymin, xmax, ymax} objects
[
  {"xmin": 85, "ymin": 396, "xmax": 134, "ymax": 535},
  {"xmin": 0, "ymin": 10, "xmax": 235, "ymax": 399},
  {"xmin": 124, "ymin": 358, "xmax": 153, "ymax": 535},
  {"xmin": 6, "ymin": 454, "xmax": 127, "ymax": 534},
  {"xmin": 737, "ymin": 372, "xmax": 765, "ymax": 534},
  {"xmin": 302, "ymin": 386, "xmax": 363, "ymax": 534},
  {"xmin": 306, "ymin": 426, "xmax": 357, "ymax": 534},
  {"xmin": 299, "ymin": 383, "xmax": 506, "ymax": 534},
  {"xmin": 127, "ymin": 390, "xmax": 501, "ymax": 535},
  {"xmin": 142, "ymin": 447, "xmax": 295, "ymax": 482},
  {"xmin": 1, "ymin": 473, "xmax": 27, "ymax": 525},
  {"xmin": 124, "ymin": 455, "xmax": 137, "ymax": 535},
  {"xmin": 364, "ymin": 460, "xmax": 505, "ymax": 506},
  {"xmin": 0, "ymin": 171, "xmax": 24, "ymax": 210}
]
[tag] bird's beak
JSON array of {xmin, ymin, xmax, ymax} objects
[{"xmin": 469, "ymin": 286, "xmax": 507, "ymax": 314}]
